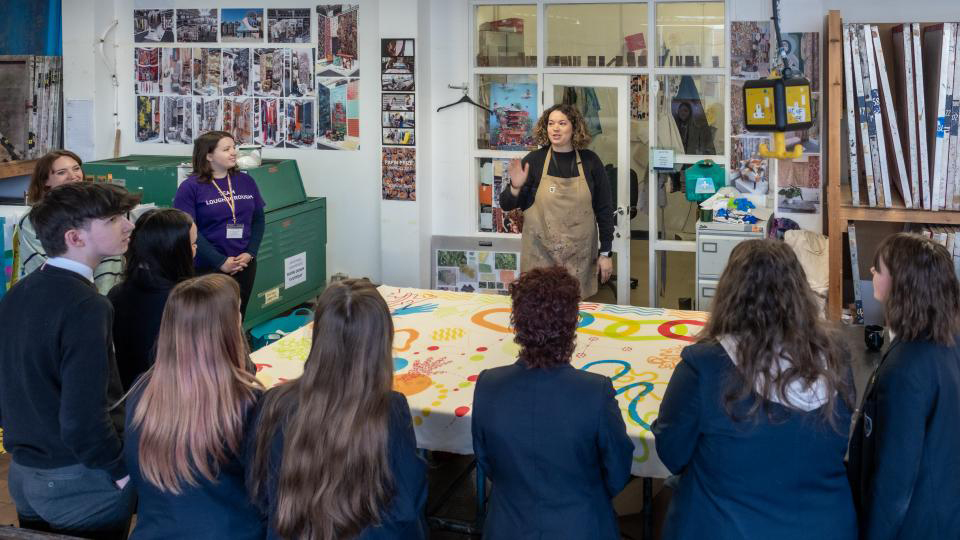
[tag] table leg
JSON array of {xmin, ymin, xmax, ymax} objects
[{"xmin": 643, "ymin": 477, "xmax": 653, "ymax": 540}]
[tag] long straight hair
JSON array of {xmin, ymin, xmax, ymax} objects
[
  {"xmin": 250, "ymin": 279, "xmax": 395, "ymax": 540},
  {"xmin": 698, "ymin": 239, "xmax": 852, "ymax": 428},
  {"xmin": 124, "ymin": 208, "xmax": 195, "ymax": 286},
  {"xmin": 131, "ymin": 274, "xmax": 262, "ymax": 494},
  {"xmin": 27, "ymin": 149, "xmax": 83, "ymax": 204}
]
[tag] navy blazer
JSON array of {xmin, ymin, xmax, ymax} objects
[
  {"xmin": 261, "ymin": 391, "xmax": 427, "ymax": 540},
  {"xmin": 123, "ymin": 385, "xmax": 266, "ymax": 540},
  {"xmin": 847, "ymin": 337, "xmax": 960, "ymax": 540},
  {"xmin": 652, "ymin": 343, "xmax": 856, "ymax": 540},
  {"xmin": 471, "ymin": 360, "xmax": 634, "ymax": 540}
]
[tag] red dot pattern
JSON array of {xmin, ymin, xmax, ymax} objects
[
  {"xmin": 455, "ymin": 406, "xmax": 470, "ymax": 417},
  {"xmin": 467, "ymin": 375, "xmax": 478, "ymax": 382}
]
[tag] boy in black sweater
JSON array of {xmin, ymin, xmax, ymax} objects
[{"xmin": 0, "ymin": 182, "xmax": 140, "ymax": 534}]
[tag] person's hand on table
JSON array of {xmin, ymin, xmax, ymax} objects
[
  {"xmin": 507, "ymin": 159, "xmax": 529, "ymax": 196},
  {"xmin": 598, "ymin": 255, "xmax": 613, "ymax": 283}
]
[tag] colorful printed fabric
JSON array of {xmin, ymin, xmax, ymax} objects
[{"xmin": 252, "ymin": 286, "xmax": 707, "ymax": 478}]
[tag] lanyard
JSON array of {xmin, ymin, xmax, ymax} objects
[{"xmin": 211, "ymin": 175, "xmax": 237, "ymax": 224}]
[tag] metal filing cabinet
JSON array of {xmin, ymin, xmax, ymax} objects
[{"xmin": 695, "ymin": 220, "xmax": 770, "ymax": 311}]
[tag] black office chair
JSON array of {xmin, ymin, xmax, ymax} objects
[{"xmin": 604, "ymin": 164, "xmax": 640, "ymax": 291}]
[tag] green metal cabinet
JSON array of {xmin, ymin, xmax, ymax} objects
[{"xmin": 83, "ymin": 156, "xmax": 325, "ymax": 329}]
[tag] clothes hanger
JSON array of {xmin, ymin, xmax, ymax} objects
[{"xmin": 437, "ymin": 83, "xmax": 493, "ymax": 114}]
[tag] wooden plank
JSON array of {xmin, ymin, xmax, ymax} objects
[
  {"xmin": 913, "ymin": 23, "xmax": 932, "ymax": 209},
  {"xmin": 827, "ymin": 10, "xmax": 845, "ymax": 321},
  {"xmin": 852, "ymin": 26, "xmax": 879, "ymax": 207},
  {"xmin": 941, "ymin": 25, "xmax": 957, "ymax": 209},
  {"xmin": 843, "ymin": 25, "xmax": 861, "ymax": 206},
  {"xmin": 848, "ymin": 223, "xmax": 865, "ymax": 324},
  {"xmin": 0, "ymin": 159, "xmax": 37, "ymax": 179},
  {"xmin": 949, "ymin": 25, "xmax": 960, "ymax": 209},
  {"xmin": 892, "ymin": 24, "xmax": 920, "ymax": 208},
  {"xmin": 864, "ymin": 24, "xmax": 894, "ymax": 207},
  {"xmin": 923, "ymin": 23, "xmax": 951, "ymax": 210},
  {"xmin": 872, "ymin": 25, "xmax": 913, "ymax": 208}
]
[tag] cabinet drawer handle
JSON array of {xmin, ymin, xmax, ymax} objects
[
  {"xmin": 702, "ymin": 242, "xmax": 717, "ymax": 253},
  {"xmin": 702, "ymin": 287, "xmax": 715, "ymax": 297}
]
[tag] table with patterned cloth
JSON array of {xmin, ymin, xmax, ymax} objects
[{"xmin": 252, "ymin": 286, "xmax": 707, "ymax": 479}]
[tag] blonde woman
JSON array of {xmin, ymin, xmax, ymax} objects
[{"xmin": 123, "ymin": 274, "xmax": 265, "ymax": 539}]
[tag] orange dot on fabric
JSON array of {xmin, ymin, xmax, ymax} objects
[{"xmin": 455, "ymin": 406, "xmax": 470, "ymax": 417}]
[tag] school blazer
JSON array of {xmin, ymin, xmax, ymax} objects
[
  {"xmin": 652, "ymin": 343, "xmax": 856, "ymax": 540},
  {"xmin": 847, "ymin": 337, "xmax": 960, "ymax": 540},
  {"xmin": 471, "ymin": 360, "xmax": 634, "ymax": 540}
]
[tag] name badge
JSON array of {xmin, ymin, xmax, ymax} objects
[{"xmin": 226, "ymin": 224, "xmax": 244, "ymax": 239}]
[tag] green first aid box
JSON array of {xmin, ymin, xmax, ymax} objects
[
  {"xmin": 84, "ymin": 155, "xmax": 325, "ymax": 329},
  {"xmin": 684, "ymin": 160, "xmax": 726, "ymax": 203},
  {"xmin": 84, "ymin": 156, "xmax": 307, "ymax": 211}
]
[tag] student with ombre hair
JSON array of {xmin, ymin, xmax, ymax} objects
[{"xmin": 123, "ymin": 274, "xmax": 266, "ymax": 539}]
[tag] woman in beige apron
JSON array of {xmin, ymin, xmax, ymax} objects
[{"xmin": 502, "ymin": 104, "xmax": 614, "ymax": 299}]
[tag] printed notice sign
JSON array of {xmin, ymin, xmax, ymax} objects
[{"xmin": 284, "ymin": 252, "xmax": 307, "ymax": 289}]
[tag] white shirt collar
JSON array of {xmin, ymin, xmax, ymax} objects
[{"xmin": 45, "ymin": 257, "xmax": 95, "ymax": 283}]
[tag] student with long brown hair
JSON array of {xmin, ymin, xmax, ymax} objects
[
  {"xmin": 652, "ymin": 239, "xmax": 856, "ymax": 540},
  {"xmin": 250, "ymin": 278, "xmax": 427, "ymax": 540},
  {"xmin": 123, "ymin": 274, "xmax": 266, "ymax": 539},
  {"xmin": 847, "ymin": 233, "xmax": 960, "ymax": 540}
]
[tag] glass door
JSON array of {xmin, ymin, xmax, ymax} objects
[{"xmin": 543, "ymin": 74, "xmax": 630, "ymax": 305}]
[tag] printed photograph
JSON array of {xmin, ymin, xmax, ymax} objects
[
  {"xmin": 728, "ymin": 136, "xmax": 770, "ymax": 196},
  {"xmin": 382, "ymin": 147, "xmax": 416, "ymax": 201},
  {"xmin": 382, "ymin": 92, "xmax": 414, "ymax": 112},
  {"xmin": 730, "ymin": 21, "xmax": 771, "ymax": 79},
  {"xmin": 268, "ymin": 8, "xmax": 311, "ymax": 44},
  {"xmin": 780, "ymin": 32, "xmax": 820, "ymax": 92},
  {"xmin": 382, "ymin": 73, "xmax": 414, "ymax": 92},
  {"xmin": 437, "ymin": 267, "xmax": 458, "ymax": 289},
  {"xmin": 478, "ymin": 158, "xmax": 524, "ymax": 233},
  {"xmin": 222, "ymin": 97, "xmax": 254, "ymax": 144},
  {"xmin": 381, "ymin": 55, "xmax": 413, "ymax": 75},
  {"xmin": 134, "ymin": 9, "xmax": 174, "ymax": 43},
  {"xmin": 382, "ymin": 128, "xmax": 415, "ymax": 146},
  {"xmin": 255, "ymin": 98, "xmax": 285, "ymax": 147},
  {"xmin": 136, "ymin": 95, "xmax": 162, "ymax": 143},
  {"xmin": 382, "ymin": 39, "xmax": 414, "ymax": 57},
  {"xmin": 382, "ymin": 111, "xmax": 414, "ymax": 129},
  {"xmin": 283, "ymin": 98, "xmax": 316, "ymax": 148},
  {"xmin": 221, "ymin": 48, "xmax": 251, "ymax": 96},
  {"xmin": 252, "ymin": 48, "xmax": 285, "ymax": 97},
  {"xmin": 488, "ymin": 82, "xmax": 536, "ymax": 150},
  {"xmin": 285, "ymin": 48, "xmax": 315, "ymax": 97},
  {"xmin": 162, "ymin": 96, "xmax": 193, "ymax": 144},
  {"xmin": 221, "ymin": 9, "xmax": 263, "ymax": 43},
  {"xmin": 192, "ymin": 47, "xmax": 221, "ymax": 96},
  {"xmin": 161, "ymin": 47, "xmax": 192, "ymax": 95},
  {"xmin": 134, "ymin": 47, "xmax": 160, "ymax": 94},
  {"xmin": 316, "ymin": 77, "xmax": 360, "ymax": 150},
  {"xmin": 776, "ymin": 155, "xmax": 821, "ymax": 214},
  {"xmin": 317, "ymin": 4, "xmax": 359, "ymax": 77},
  {"xmin": 176, "ymin": 9, "xmax": 217, "ymax": 43},
  {"xmin": 195, "ymin": 97, "xmax": 222, "ymax": 133}
]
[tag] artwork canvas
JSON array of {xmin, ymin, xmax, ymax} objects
[
  {"xmin": 317, "ymin": 4, "xmax": 359, "ymax": 77},
  {"xmin": 134, "ymin": 47, "xmax": 160, "ymax": 94},
  {"xmin": 488, "ymin": 83, "xmax": 536, "ymax": 150},
  {"xmin": 161, "ymin": 47, "xmax": 192, "ymax": 95},
  {"xmin": 136, "ymin": 95, "xmax": 162, "ymax": 143},
  {"xmin": 176, "ymin": 9, "xmax": 217, "ymax": 43},
  {"xmin": 134, "ymin": 9, "xmax": 174, "ymax": 43},
  {"xmin": 316, "ymin": 77, "xmax": 360, "ymax": 150},
  {"xmin": 268, "ymin": 8, "xmax": 311, "ymax": 44},
  {"xmin": 162, "ymin": 96, "xmax": 193, "ymax": 144},
  {"xmin": 221, "ymin": 48, "xmax": 251, "ymax": 96},
  {"xmin": 221, "ymin": 9, "xmax": 263, "ymax": 43},
  {"xmin": 192, "ymin": 48, "xmax": 221, "ymax": 96},
  {"xmin": 382, "ymin": 147, "xmax": 416, "ymax": 201}
]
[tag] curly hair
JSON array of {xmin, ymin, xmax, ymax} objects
[
  {"xmin": 874, "ymin": 233, "xmax": 960, "ymax": 345},
  {"xmin": 699, "ymin": 239, "xmax": 852, "ymax": 429},
  {"xmin": 533, "ymin": 104, "xmax": 592, "ymax": 149},
  {"xmin": 509, "ymin": 266, "xmax": 581, "ymax": 368}
]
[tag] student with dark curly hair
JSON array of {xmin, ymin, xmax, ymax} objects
[
  {"xmin": 499, "ymin": 104, "xmax": 615, "ymax": 298},
  {"xmin": 652, "ymin": 239, "xmax": 856, "ymax": 540},
  {"xmin": 471, "ymin": 266, "xmax": 633, "ymax": 539},
  {"xmin": 847, "ymin": 233, "xmax": 960, "ymax": 540}
]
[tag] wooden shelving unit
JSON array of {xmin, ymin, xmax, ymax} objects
[
  {"xmin": 824, "ymin": 11, "xmax": 960, "ymax": 320},
  {"xmin": 0, "ymin": 160, "xmax": 36, "ymax": 180}
]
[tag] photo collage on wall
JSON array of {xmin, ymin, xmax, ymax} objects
[
  {"xmin": 728, "ymin": 22, "xmax": 822, "ymax": 214},
  {"xmin": 316, "ymin": 4, "xmax": 360, "ymax": 150},
  {"xmin": 436, "ymin": 249, "xmax": 520, "ymax": 295},
  {"xmin": 133, "ymin": 7, "xmax": 357, "ymax": 150},
  {"xmin": 478, "ymin": 158, "xmax": 523, "ymax": 234},
  {"xmin": 381, "ymin": 38, "xmax": 416, "ymax": 201}
]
